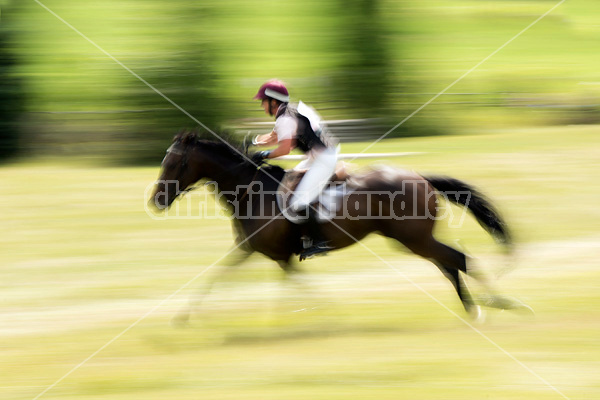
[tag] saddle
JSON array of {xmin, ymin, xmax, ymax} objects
[{"xmin": 276, "ymin": 170, "xmax": 354, "ymax": 223}]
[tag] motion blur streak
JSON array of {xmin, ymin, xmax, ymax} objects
[
  {"xmin": 1, "ymin": 0, "xmax": 598, "ymax": 399},
  {"xmin": 353, "ymin": 0, "xmax": 568, "ymax": 160}
]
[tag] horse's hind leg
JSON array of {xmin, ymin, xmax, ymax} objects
[
  {"xmin": 400, "ymin": 236, "xmax": 480, "ymax": 314},
  {"xmin": 404, "ymin": 237, "xmax": 532, "ymax": 315},
  {"xmin": 432, "ymin": 262, "xmax": 474, "ymax": 310},
  {"xmin": 432, "ymin": 262, "xmax": 486, "ymax": 321}
]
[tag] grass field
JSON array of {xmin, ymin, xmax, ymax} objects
[{"xmin": 1, "ymin": 125, "xmax": 599, "ymax": 399}]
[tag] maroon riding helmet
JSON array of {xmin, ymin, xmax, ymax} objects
[{"xmin": 253, "ymin": 79, "xmax": 290, "ymax": 103}]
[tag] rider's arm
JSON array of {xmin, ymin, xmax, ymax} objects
[
  {"xmin": 265, "ymin": 138, "xmax": 294, "ymax": 159},
  {"xmin": 253, "ymin": 131, "xmax": 278, "ymax": 147},
  {"xmin": 256, "ymin": 115, "xmax": 297, "ymax": 159}
]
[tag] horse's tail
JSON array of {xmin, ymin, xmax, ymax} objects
[{"xmin": 424, "ymin": 175, "xmax": 512, "ymax": 250}]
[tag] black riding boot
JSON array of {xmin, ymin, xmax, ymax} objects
[{"xmin": 299, "ymin": 207, "xmax": 332, "ymax": 261}]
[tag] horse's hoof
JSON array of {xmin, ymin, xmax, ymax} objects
[
  {"xmin": 513, "ymin": 301, "xmax": 535, "ymax": 316},
  {"xmin": 500, "ymin": 296, "xmax": 535, "ymax": 315},
  {"xmin": 477, "ymin": 294, "xmax": 535, "ymax": 316},
  {"xmin": 468, "ymin": 305, "xmax": 486, "ymax": 324}
]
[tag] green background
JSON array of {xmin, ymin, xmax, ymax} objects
[{"xmin": 1, "ymin": 1, "xmax": 599, "ymax": 399}]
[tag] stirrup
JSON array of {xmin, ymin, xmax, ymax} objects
[{"xmin": 299, "ymin": 241, "xmax": 332, "ymax": 262}]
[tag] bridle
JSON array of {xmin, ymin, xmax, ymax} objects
[
  {"xmin": 163, "ymin": 142, "xmax": 194, "ymax": 194},
  {"xmin": 164, "ymin": 141, "xmax": 264, "ymax": 200},
  {"xmin": 165, "ymin": 142, "xmax": 188, "ymax": 169}
]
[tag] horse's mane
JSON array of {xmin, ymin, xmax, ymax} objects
[
  {"xmin": 173, "ymin": 129, "xmax": 285, "ymax": 176},
  {"xmin": 174, "ymin": 129, "xmax": 247, "ymax": 163}
]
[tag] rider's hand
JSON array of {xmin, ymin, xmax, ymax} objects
[{"xmin": 250, "ymin": 151, "xmax": 270, "ymax": 165}]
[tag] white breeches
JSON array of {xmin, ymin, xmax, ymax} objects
[{"xmin": 289, "ymin": 147, "xmax": 338, "ymax": 211}]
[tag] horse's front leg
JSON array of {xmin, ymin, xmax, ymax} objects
[
  {"xmin": 275, "ymin": 258, "xmax": 321, "ymax": 315},
  {"xmin": 171, "ymin": 246, "xmax": 254, "ymax": 327}
]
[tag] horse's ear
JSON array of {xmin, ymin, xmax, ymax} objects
[
  {"xmin": 183, "ymin": 131, "xmax": 197, "ymax": 145},
  {"xmin": 174, "ymin": 128, "xmax": 188, "ymax": 142}
]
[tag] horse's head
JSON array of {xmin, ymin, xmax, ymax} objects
[
  {"xmin": 149, "ymin": 132, "xmax": 201, "ymax": 210},
  {"xmin": 149, "ymin": 131, "xmax": 253, "ymax": 210}
]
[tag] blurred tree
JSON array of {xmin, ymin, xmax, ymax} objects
[
  {"xmin": 332, "ymin": 0, "xmax": 391, "ymax": 117},
  {"xmin": 117, "ymin": 1, "xmax": 225, "ymax": 164},
  {"xmin": 329, "ymin": 0, "xmax": 449, "ymax": 138},
  {"xmin": 0, "ymin": 7, "xmax": 25, "ymax": 161}
]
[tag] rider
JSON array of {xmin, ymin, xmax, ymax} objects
[{"xmin": 251, "ymin": 79, "xmax": 337, "ymax": 259}]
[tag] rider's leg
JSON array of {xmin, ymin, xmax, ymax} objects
[
  {"xmin": 290, "ymin": 147, "xmax": 337, "ymax": 211},
  {"xmin": 289, "ymin": 148, "xmax": 337, "ymax": 259},
  {"xmin": 305, "ymin": 205, "xmax": 331, "ymax": 246},
  {"xmin": 296, "ymin": 205, "xmax": 332, "ymax": 261},
  {"xmin": 334, "ymin": 161, "xmax": 354, "ymax": 181}
]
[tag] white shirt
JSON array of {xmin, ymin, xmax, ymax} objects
[{"xmin": 274, "ymin": 113, "xmax": 297, "ymax": 142}]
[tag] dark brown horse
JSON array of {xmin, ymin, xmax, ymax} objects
[{"xmin": 150, "ymin": 132, "xmax": 530, "ymax": 320}]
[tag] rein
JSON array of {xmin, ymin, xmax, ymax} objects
[
  {"xmin": 167, "ymin": 142, "xmax": 264, "ymax": 201},
  {"xmin": 238, "ymin": 168, "xmax": 262, "ymax": 204}
]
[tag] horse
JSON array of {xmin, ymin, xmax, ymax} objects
[{"xmin": 149, "ymin": 131, "xmax": 531, "ymax": 322}]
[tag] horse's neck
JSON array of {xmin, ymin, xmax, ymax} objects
[
  {"xmin": 190, "ymin": 147, "xmax": 284, "ymax": 197},
  {"xmin": 204, "ymin": 159, "xmax": 256, "ymax": 197}
]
